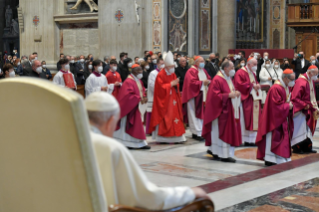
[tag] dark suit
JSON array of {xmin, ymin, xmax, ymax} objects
[
  {"xmin": 292, "ymin": 58, "xmax": 310, "ymax": 78},
  {"xmin": 42, "ymin": 68, "xmax": 52, "ymax": 80},
  {"xmin": 175, "ymin": 65, "xmax": 189, "ymax": 91},
  {"xmin": 256, "ymin": 59, "xmax": 264, "ymax": 82},
  {"xmin": 74, "ymin": 62, "xmax": 87, "ymax": 85},
  {"xmin": 204, "ymin": 60, "xmax": 219, "ymax": 79},
  {"xmin": 57, "ymin": 61, "xmax": 62, "ymax": 71},
  {"xmin": 29, "ymin": 70, "xmax": 47, "ymax": 79},
  {"xmin": 102, "ymin": 62, "xmax": 110, "ymax": 75},
  {"xmin": 23, "ymin": 61, "xmax": 33, "ymax": 76}
]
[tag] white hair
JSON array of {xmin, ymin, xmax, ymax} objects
[
  {"xmin": 87, "ymin": 108, "xmax": 120, "ymax": 126},
  {"xmin": 310, "ymin": 55, "xmax": 315, "ymax": 60},
  {"xmin": 247, "ymin": 58, "xmax": 257, "ymax": 65}
]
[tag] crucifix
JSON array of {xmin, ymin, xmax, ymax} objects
[{"xmin": 135, "ymin": 0, "xmax": 141, "ymax": 25}]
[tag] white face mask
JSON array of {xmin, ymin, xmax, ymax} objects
[
  {"xmin": 64, "ymin": 64, "xmax": 70, "ymax": 70},
  {"xmin": 169, "ymin": 68, "xmax": 175, "ymax": 74},
  {"xmin": 153, "ymin": 59, "xmax": 157, "ymax": 64},
  {"xmin": 229, "ymin": 69, "xmax": 236, "ymax": 77},
  {"xmin": 264, "ymin": 56, "xmax": 268, "ymax": 60},
  {"xmin": 80, "ymin": 59, "xmax": 85, "ymax": 63},
  {"xmin": 36, "ymin": 67, "xmax": 42, "ymax": 74},
  {"xmin": 128, "ymin": 63, "xmax": 133, "ymax": 68},
  {"xmin": 265, "ymin": 64, "xmax": 270, "ymax": 69},
  {"xmin": 17, "ymin": 62, "xmax": 20, "ymax": 66},
  {"xmin": 145, "ymin": 65, "xmax": 150, "ymax": 70},
  {"xmin": 9, "ymin": 70, "xmax": 15, "ymax": 77},
  {"xmin": 137, "ymin": 73, "xmax": 143, "ymax": 79},
  {"xmin": 70, "ymin": 60, "xmax": 75, "ymax": 64},
  {"xmin": 35, "ymin": 57, "xmax": 38, "ymax": 60},
  {"xmin": 251, "ymin": 66, "xmax": 257, "ymax": 73},
  {"xmin": 288, "ymin": 80, "xmax": 295, "ymax": 87},
  {"xmin": 274, "ymin": 65, "xmax": 279, "ymax": 69},
  {"xmin": 312, "ymin": 60, "xmax": 316, "ymax": 65},
  {"xmin": 112, "ymin": 66, "xmax": 117, "ymax": 72},
  {"xmin": 42, "ymin": 65, "xmax": 46, "ymax": 69},
  {"xmin": 88, "ymin": 65, "xmax": 93, "ymax": 70},
  {"xmin": 160, "ymin": 64, "xmax": 165, "ymax": 69},
  {"xmin": 311, "ymin": 75, "xmax": 318, "ymax": 81},
  {"xmin": 240, "ymin": 63, "xmax": 245, "ymax": 67},
  {"xmin": 97, "ymin": 66, "xmax": 103, "ymax": 73}
]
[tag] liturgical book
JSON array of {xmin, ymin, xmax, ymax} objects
[
  {"xmin": 251, "ymin": 89, "xmax": 262, "ymax": 101},
  {"xmin": 63, "ymin": 73, "xmax": 76, "ymax": 89}
]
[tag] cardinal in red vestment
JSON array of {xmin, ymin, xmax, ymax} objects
[
  {"xmin": 202, "ymin": 61, "xmax": 242, "ymax": 163},
  {"xmin": 234, "ymin": 57, "xmax": 262, "ymax": 146},
  {"xmin": 256, "ymin": 69, "xmax": 295, "ymax": 166},
  {"xmin": 105, "ymin": 59, "xmax": 122, "ymax": 99},
  {"xmin": 291, "ymin": 65, "xmax": 319, "ymax": 154},
  {"xmin": 182, "ymin": 56, "xmax": 211, "ymax": 141},
  {"xmin": 113, "ymin": 64, "xmax": 150, "ymax": 150},
  {"xmin": 150, "ymin": 51, "xmax": 186, "ymax": 143}
]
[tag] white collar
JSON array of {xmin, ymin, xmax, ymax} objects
[
  {"xmin": 131, "ymin": 74, "xmax": 139, "ymax": 81},
  {"xmin": 90, "ymin": 125, "xmax": 102, "ymax": 135},
  {"xmin": 221, "ymin": 70, "xmax": 231, "ymax": 80},
  {"xmin": 279, "ymin": 78, "xmax": 287, "ymax": 89},
  {"xmin": 165, "ymin": 68, "xmax": 172, "ymax": 76}
]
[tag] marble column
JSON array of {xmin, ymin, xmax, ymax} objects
[
  {"xmin": 0, "ymin": 0, "xmax": 5, "ymax": 55},
  {"xmin": 218, "ymin": 0, "xmax": 235, "ymax": 57}
]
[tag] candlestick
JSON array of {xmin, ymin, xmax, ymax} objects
[
  {"xmin": 250, "ymin": 17, "xmax": 251, "ymax": 31},
  {"xmin": 242, "ymin": 16, "xmax": 244, "ymax": 31}
]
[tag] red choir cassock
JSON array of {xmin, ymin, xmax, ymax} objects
[
  {"xmin": 182, "ymin": 65, "xmax": 211, "ymax": 123},
  {"xmin": 234, "ymin": 66, "xmax": 262, "ymax": 131},
  {"xmin": 291, "ymin": 73, "xmax": 318, "ymax": 135},
  {"xmin": 105, "ymin": 71, "xmax": 122, "ymax": 99},
  {"xmin": 202, "ymin": 72, "xmax": 242, "ymax": 147},
  {"xmin": 116, "ymin": 74, "xmax": 146, "ymax": 140},
  {"xmin": 150, "ymin": 69, "xmax": 185, "ymax": 137},
  {"xmin": 256, "ymin": 81, "xmax": 294, "ymax": 160}
]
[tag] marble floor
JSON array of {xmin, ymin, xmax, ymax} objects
[{"xmin": 129, "ymin": 127, "xmax": 319, "ymax": 211}]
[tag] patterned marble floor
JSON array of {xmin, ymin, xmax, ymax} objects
[{"xmin": 130, "ymin": 127, "xmax": 319, "ymax": 211}]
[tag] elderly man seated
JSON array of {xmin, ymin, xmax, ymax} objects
[{"xmin": 85, "ymin": 92, "xmax": 209, "ymax": 210}]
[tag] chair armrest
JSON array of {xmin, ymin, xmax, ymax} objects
[{"xmin": 109, "ymin": 197, "xmax": 214, "ymax": 212}]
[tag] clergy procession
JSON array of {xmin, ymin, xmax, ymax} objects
[{"xmin": 2, "ymin": 46, "xmax": 319, "ymax": 212}]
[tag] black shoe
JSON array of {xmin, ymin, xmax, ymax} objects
[
  {"xmin": 265, "ymin": 161, "xmax": 276, "ymax": 166},
  {"xmin": 140, "ymin": 145, "xmax": 151, "ymax": 150},
  {"xmin": 221, "ymin": 157, "xmax": 236, "ymax": 163},
  {"xmin": 207, "ymin": 150, "xmax": 220, "ymax": 159},
  {"xmin": 292, "ymin": 149, "xmax": 305, "ymax": 154},
  {"xmin": 192, "ymin": 134, "xmax": 198, "ymax": 139},
  {"xmin": 305, "ymin": 149, "xmax": 317, "ymax": 154},
  {"xmin": 244, "ymin": 142, "xmax": 256, "ymax": 147},
  {"xmin": 128, "ymin": 145, "xmax": 151, "ymax": 150}
]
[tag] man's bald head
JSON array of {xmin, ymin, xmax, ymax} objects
[
  {"xmin": 247, "ymin": 58, "xmax": 258, "ymax": 72},
  {"xmin": 209, "ymin": 53, "xmax": 216, "ymax": 60},
  {"xmin": 179, "ymin": 57, "xmax": 186, "ymax": 67},
  {"xmin": 110, "ymin": 56, "xmax": 116, "ymax": 60},
  {"xmin": 32, "ymin": 60, "xmax": 42, "ymax": 71},
  {"xmin": 29, "ymin": 54, "xmax": 36, "ymax": 61}
]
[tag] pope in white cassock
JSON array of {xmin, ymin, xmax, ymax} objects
[
  {"xmin": 84, "ymin": 92, "xmax": 209, "ymax": 210},
  {"xmin": 85, "ymin": 59, "xmax": 114, "ymax": 97}
]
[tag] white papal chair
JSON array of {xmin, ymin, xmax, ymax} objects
[{"xmin": 0, "ymin": 78, "xmax": 107, "ymax": 212}]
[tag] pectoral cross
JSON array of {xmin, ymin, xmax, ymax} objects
[
  {"xmin": 174, "ymin": 118, "xmax": 179, "ymax": 124},
  {"xmin": 173, "ymin": 100, "xmax": 177, "ymax": 106}
]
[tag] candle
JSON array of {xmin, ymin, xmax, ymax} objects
[
  {"xmin": 250, "ymin": 18, "xmax": 252, "ymax": 31},
  {"xmin": 254, "ymin": 18, "xmax": 256, "ymax": 32},
  {"xmin": 238, "ymin": 17, "xmax": 239, "ymax": 31},
  {"xmin": 257, "ymin": 18, "xmax": 259, "ymax": 33}
]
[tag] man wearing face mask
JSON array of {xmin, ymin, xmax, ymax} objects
[
  {"xmin": 114, "ymin": 64, "xmax": 150, "ymax": 149},
  {"xmin": 182, "ymin": 56, "xmax": 211, "ymax": 141},
  {"xmin": 105, "ymin": 59, "xmax": 122, "ymax": 99},
  {"xmin": 85, "ymin": 59, "xmax": 112, "ymax": 97},
  {"xmin": 53, "ymin": 58, "xmax": 77, "ymax": 89},
  {"xmin": 150, "ymin": 54, "xmax": 158, "ymax": 71},
  {"xmin": 146, "ymin": 58, "xmax": 165, "ymax": 135},
  {"xmin": 203, "ymin": 61, "xmax": 241, "ymax": 162},
  {"xmin": 234, "ymin": 57, "xmax": 262, "ymax": 146},
  {"xmin": 291, "ymin": 65, "xmax": 319, "ymax": 154},
  {"xmin": 150, "ymin": 51, "xmax": 186, "ymax": 143},
  {"xmin": 234, "ymin": 51, "xmax": 246, "ymax": 68},
  {"xmin": 256, "ymin": 69, "xmax": 295, "ymax": 166},
  {"xmin": 41, "ymin": 61, "xmax": 52, "ymax": 80},
  {"xmin": 75, "ymin": 55, "xmax": 86, "ymax": 85},
  {"xmin": 281, "ymin": 58, "xmax": 290, "ymax": 70},
  {"xmin": 3, "ymin": 63, "xmax": 16, "ymax": 78},
  {"xmin": 28, "ymin": 60, "xmax": 47, "ymax": 79},
  {"xmin": 204, "ymin": 53, "xmax": 219, "ymax": 78},
  {"xmin": 22, "ymin": 54, "xmax": 36, "ymax": 76},
  {"xmin": 309, "ymin": 55, "xmax": 319, "ymax": 69},
  {"xmin": 292, "ymin": 51, "xmax": 310, "ymax": 79}
]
